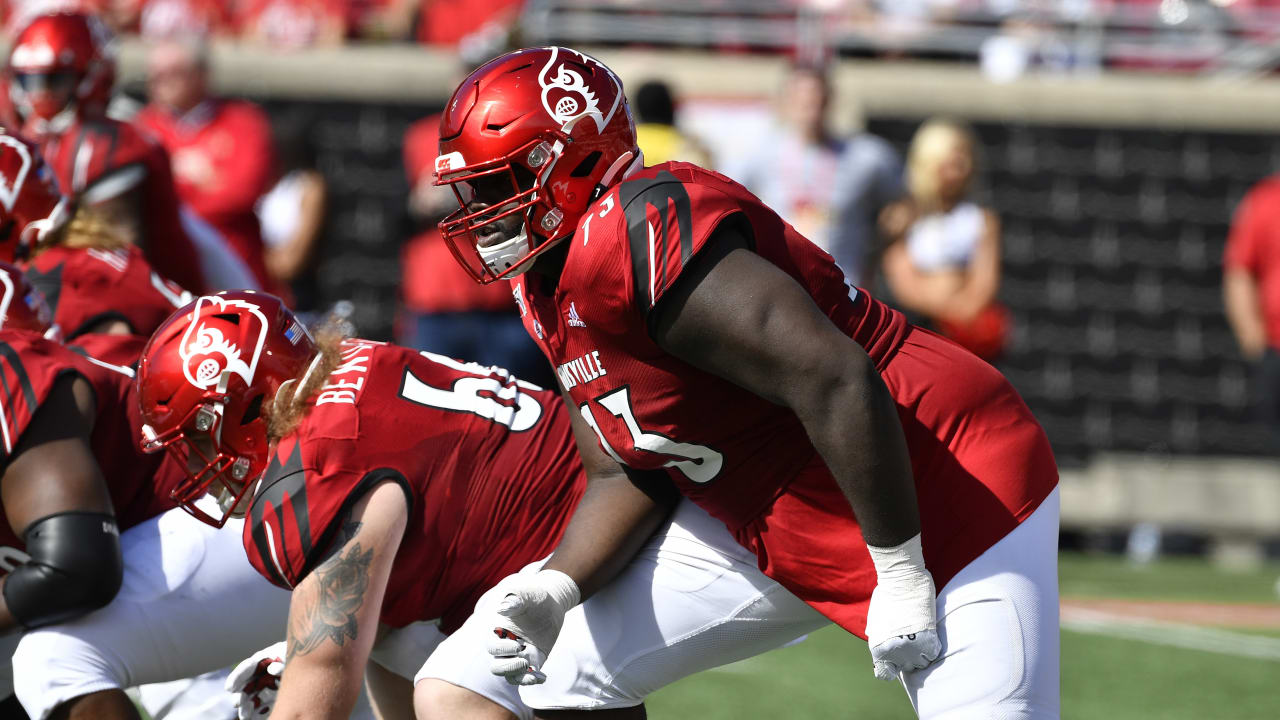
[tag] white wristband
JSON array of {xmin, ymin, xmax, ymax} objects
[
  {"xmin": 535, "ymin": 569, "xmax": 581, "ymax": 611},
  {"xmin": 866, "ymin": 533, "xmax": 928, "ymax": 581}
]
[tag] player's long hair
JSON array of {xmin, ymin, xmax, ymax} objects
[
  {"xmin": 35, "ymin": 204, "xmax": 129, "ymax": 255},
  {"xmin": 906, "ymin": 118, "xmax": 978, "ymax": 214},
  {"xmin": 264, "ymin": 321, "xmax": 348, "ymax": 443}
]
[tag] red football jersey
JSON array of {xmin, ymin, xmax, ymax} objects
[
  {"xmin": 512, "ymin": 162, "xmax": 1058, "ymax": 636},
  {"xmin": 67, "ymin": 333, "xmax": 149, "ymax": 368},
  {"xmin": 0, "ymin": 330, "xmax": 180, "ymax": 574},
  {"xmin": 38, "ymin": 116, "xmax": 207, "ymax": 294},
  {"xmin": 24, "ymin": 244, "xmax": 191, "ymax": 340},
  {"xmin": 244, "ymin": 340, "xmax": 585, "ymax": 633}
]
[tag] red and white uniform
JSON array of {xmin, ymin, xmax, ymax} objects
[
  {"xmin": 0, "ymin": 330, "xmax": 181, "ymax": 563},
  {"xmin": 38, "ymin": 116, "xmax": 207, "ymax": 294},
  {"xmin": 244, "ymin": 340, "xmax": 585, "ymax": 634},
  {"xmin": 23, "ymin": 244, "xmax": 189, "ymax": 361},
  {"xmin": 513, "ymin": 163, "xmax": 1059, "ymax": 638}
]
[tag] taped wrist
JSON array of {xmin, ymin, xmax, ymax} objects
[
  {"xmin": 534, "ymin": 569, "xmax": 581, "ymax": 613},
  {"xmin": 3, "ymin": 512, "xmax": 123, "ymax": 629},
  {"xmin": 866, "ymin": 533, "xmax": 928, "ymax": 581}
]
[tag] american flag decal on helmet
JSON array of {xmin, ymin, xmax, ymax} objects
[{"xmin": 284, "ymin": 321, "xmax": 308, "ymax": 345}]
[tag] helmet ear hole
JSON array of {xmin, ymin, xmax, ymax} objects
[
  {"xmin": 570, "ymin": 151, "xmax": 602, "ymax": 178},
  {"xmin": 241, "ymin": 394, "xmax": 263, "ymax": 425}
]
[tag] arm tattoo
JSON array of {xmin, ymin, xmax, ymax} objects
[{"xmin": 287, "ymin": 520, "xmax": 371, "ymax": 661}]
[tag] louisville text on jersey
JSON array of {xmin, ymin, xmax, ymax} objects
[{"xmin": 556, "ymin": 350, "xmax": 607, "ymax": 390}]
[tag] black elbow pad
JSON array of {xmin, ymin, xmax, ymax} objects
[{"xmin": 3, "ymin": 512, "xmax": 123, "ymax": 629}]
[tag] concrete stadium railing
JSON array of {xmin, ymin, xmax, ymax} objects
[{"xmin": 112, "ymin": 40, "xmax": 1280, "ymax": 133}]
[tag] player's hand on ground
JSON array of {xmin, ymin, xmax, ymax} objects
[
  {"xmin": 225, "ymin": 640, "xmax": 286, "ymax": 718},
  {"xmin": 485, "ymin": 569, "xmax": 580, "ymax": 686},
  {"xmin": 865, "ymin": 533, "xmax": 942, "ymax": 681}
]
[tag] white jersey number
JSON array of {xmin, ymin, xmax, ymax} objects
[
  {"xmin": 580, "ymin": 386, "xmax": 723, "ymax": 484},
  {"xmin": 398, "ymin": 351, "xmax": 543, "ymax": 432}
]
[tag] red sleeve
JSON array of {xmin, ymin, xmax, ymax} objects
[
  {"xmin": 187, "ymin": 103, "xmax": 277, "ymax": 219},
  {"xmin": 28, "ymin": 247, "xmax": 189, "ymax": 340},
  {"xmin": 0, "ymin": 333, "xmax": 78, "ymax": 460},
  {"xmin": 1224, "ymin": 181, "xmax": 1274, "ymax": 275},
  {"xmin": 243, "ymin": 434, "xmax": 411, "ymax": 590},
  {"xmin": 614, "ymin": 168, "xmax": 743, "ymax": 323}
]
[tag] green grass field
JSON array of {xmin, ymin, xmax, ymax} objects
[{"xmin": 646, "ymin": 552, "xmax": 1280, "ymax": 720}]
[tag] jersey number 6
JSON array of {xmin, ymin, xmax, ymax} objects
[{"xmin": 399, "ymin": 351, "xmax": 543, "ymax": 432}]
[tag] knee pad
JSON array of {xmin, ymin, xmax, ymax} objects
[{"xmin": 4, "ymin": 512, "xmax": 123, "ymax": 629}]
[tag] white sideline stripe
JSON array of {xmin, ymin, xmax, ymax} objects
[{"xmin": 1062, "ymin": 607, "xmax": 1280, "ymax": 661}]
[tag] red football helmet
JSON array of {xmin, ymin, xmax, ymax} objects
[
  {"xmin": 435, "ymin": 46, "xmax": 640, "ymax": 283},
  {"xmin": 0, "ymin": 131, "xmax": 71, "ymax": 262},
  {"xmin": 136, "ymin": 291, "xmax": 316, "ymax": 527},
  {"xmin": 0, "ymin": 261, "xmax": 56, "ymax": 338},
  {"xmin": 6, "ymin": 11, "xmax": 116, "ymax": 136}
]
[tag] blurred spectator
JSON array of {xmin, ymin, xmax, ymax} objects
[
  {"xmin": 237, "ymin": 0, "xmax": 347, "ymax": 50},
  {"xmin": 416, "ymin": 0, "xmax": 523, "ymax": 60},
  {"xmin": 398, "ymin": 113, "xmax": 552, "ymax": 387},
  {"xmin": 633, "ymin": 80, "xmax": 712, "ymax": 167},
  {"xmin": 879, "ymin": 118, "xmax": 1007, "ymax": 362},
  {"xmin": 1224, "ymin": 175, "xmax": 1280, "ymax": 441},
  {"xmin": 725, "ymin": 61, "xmax": 902, "ymax": 286},
  {"xmin": 136, "ymin": 37, "xmax": 276, "ymax": 290},
  {"xmin": 349, "ymin": 0, "xmax": 416, "ymax": 40},
  {"xmin": 132, "ymin": 0, "xmax": 232, "ymax": 40},
  {"xmin": 257, "ymin": 113, "xmax": 325, "ymax": 310}
]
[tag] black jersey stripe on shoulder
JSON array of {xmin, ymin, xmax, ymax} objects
[
  {"xmin": 618, "ymin": 171, "xmax": 694, "ymax": 314},
  {"xmin": 248, "ymin": 440, "xmax": 310, "ymax": 588},
  {"xmin": 0, "ymin": 340, "xmax": 39, "ymax": 413},
  {"xmin": 301, "ymin": 468, "xmax": 413, "ymax": 581}
]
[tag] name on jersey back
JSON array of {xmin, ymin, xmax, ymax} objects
[{"xmin": 316, "ymin": 341, "xmax": 377, "ymax": 406}]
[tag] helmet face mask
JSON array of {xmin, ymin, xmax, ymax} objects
[
  {"xmin": 435, "ymin": 47, "xmax": 639, "ymax": 284},
  {"xmin": 142, "ymin": 398, "xmax": 257, "ymax": 528},
  {"xmin": 438, "ymin": 141, "xmax": 558, "ymax": 281}
]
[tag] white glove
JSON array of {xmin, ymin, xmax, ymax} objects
[
  {"xmin": 225, "ymin": 641, "xmax": 287, "ymax": 719},
  {"xmin": 484, "ymin": 569, "xmax": 580, "ymax": 686},
  {"xmin": 865, "ymin": 533, "xmax": 942, "ymax": 681}
]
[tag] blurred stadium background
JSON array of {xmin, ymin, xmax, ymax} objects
[{"xmin": 42, "ymin": 0, "xmax": 1280, "ymax": 716}]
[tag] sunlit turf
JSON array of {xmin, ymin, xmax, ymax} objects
[{"xmin": 646, "ymin": 552, "xmax": 1280, "ymax": 719}]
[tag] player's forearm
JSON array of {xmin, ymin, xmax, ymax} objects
[
  {"xmin": 271, "ymin": 656, "xmax": 365, "ymax": 720},
  {"xmin": 1224, "ymin": 270, "xmax": 1268, "ymax": 359},
  {"xmin": 795, "ymin": 356, "xmax": 920, "ymax": 549},
  {"xmin": 543, "ymin": 470, "xmax": 671, "ymax": 600}
]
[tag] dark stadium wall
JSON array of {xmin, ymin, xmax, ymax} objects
[{"xmin": 868, "ymin": 118, "xmax": 1278, "ymax": 464}]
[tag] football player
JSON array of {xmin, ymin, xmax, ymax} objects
[
  {"xmin": 6, "ymin": 10, "xmax": 209, "ymax": 294},
  {"xmin": 0, "ymin": 130, "xmax": 191, "ymax": 366},
  {"xmin": 436, "ymin": 48, "xmax": 1061, "ymax": 718},
  {"xmin": 0, "ymin": 260, "xmax": 183, "ymax": 715},
  {"xmin": 131, "ymin": 291, "xmax": 826, "ymax": 720}
]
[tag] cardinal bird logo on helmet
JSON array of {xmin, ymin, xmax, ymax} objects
[
  {"xmin": 179, "ymin": 296, "xmax": 268, "ymax": 390},
  {"xmin": 537, "ymin": 47, "xmax": 620, "ymax": 133}
]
